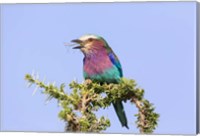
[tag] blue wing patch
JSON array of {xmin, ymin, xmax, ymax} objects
[{"xmin": 108, "ymin": 52, "xmax": 123, "ymax": 77}]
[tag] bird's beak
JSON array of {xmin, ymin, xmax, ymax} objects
[
  {"xmin": 71, "ymin": 39, "xmax": 82, "ymax": 44},
  {"xmin": 71, "ymin": 39, "xmax": 84, "ymax": 49},
  {"xmin": 73, "ymin": 46, "xmax": 84, "ymax": 49}
]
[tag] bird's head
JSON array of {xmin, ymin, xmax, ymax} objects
[{"xmin": 71, "ymin": 34, "xmax": 109, "ymax": 55}]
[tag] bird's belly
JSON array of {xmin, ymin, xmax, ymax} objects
[{"xmin": 84, "ymin": 66, "xmax": 120, "ymax": 83}]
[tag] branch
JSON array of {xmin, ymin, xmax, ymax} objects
[
  {"xmin": 132, "ymin": 98, "xmax": 145, "ymax": 133},
  {"xmin": 25, "ymin": 74, "xmax": 159, "ymax": 133}
]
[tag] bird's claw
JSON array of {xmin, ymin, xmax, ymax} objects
[{"xmin": 84, "ymin": 79, "xmax": 92, "ymax": 85}]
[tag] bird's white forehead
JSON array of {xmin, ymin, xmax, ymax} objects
[{"xmin": 79, "ymin": 35, "xmax": 99, "ymax": 41}]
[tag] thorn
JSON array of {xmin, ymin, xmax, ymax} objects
[
  {"xmin": 32, "ymin": 85, "xmax": 39, "ymax": 96},
  {"xmin": 42, "ymin": 76, "xmax": 46, "ymax": 83},
  {"xmin": 26, "ymin": 82, "xmax": 32, "ymax": 88},
  {"xmin": 73, "ymin": 77, "xmax": 79, "ymax": 83},
  {"xmin": 45, "ymin": 96, "xmax": 53, "ymax": 105},
  {"xmin": 52, "ymin": 81, "xmax": 56, "ymax": 86},
  {"xmin": 36, "ymin": 72, "xmax": 39, "ymax": 79},
  {"xmin": 58, "ymin": 102, "xmax": 61, "ymax": 106},
  {"xmin": 45, "ymin": 99, "xmax": 50, "ymax": 105},
  {"xmin": 31, "ymin": 69, "xmax": 35, "ymax": 77}
]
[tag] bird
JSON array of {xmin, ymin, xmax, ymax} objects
[{"xmin": 71, "ymin": 34, "xmax": 129, "ymax": 129}]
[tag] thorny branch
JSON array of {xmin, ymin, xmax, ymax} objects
[
  {"xmin": 131, "ymin": 98, "xmax": 145, "ymax": 133},
  {"xmin": 25, "ymin": 73, "xmax": 159, "ymax": 133}
]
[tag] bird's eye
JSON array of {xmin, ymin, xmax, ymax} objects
[{"xmin": 88, "ymin": 38, "xmax": 93, "ymax": 42}]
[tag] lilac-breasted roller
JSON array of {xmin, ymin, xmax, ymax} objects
[{"xmin": 71, "ymin": 34, "xmax": 129, "ymax": 129}]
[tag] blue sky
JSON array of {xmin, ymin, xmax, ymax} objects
[{"xmin": 0, "ymin": 2, "xmax": 197, "ymax": 134}]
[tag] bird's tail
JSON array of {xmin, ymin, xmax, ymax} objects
[{"xmin": 112, "ymin": 100, "xmax": 129, "ymax": 129}]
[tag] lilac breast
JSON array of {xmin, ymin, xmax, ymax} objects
[{"xmin": 83, "ymin": 49, "xmax": 113, "ymax": 76}]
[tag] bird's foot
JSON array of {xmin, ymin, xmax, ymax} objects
[{"xmin": 84, "ymin": 79, "xmax": 92, "ymax": 85}]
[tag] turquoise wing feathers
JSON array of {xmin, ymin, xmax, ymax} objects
[{"xmin": 108, "ymin": 52, "xmax": 123, "ymax": 78}]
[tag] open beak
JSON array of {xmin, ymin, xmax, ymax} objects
[{"xmin": 71, "ymin": 39, "xmax": 84, "ymax": 49}]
